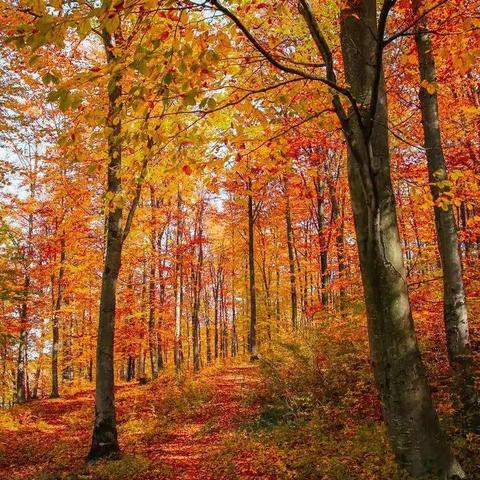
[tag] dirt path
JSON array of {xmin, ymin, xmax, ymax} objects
[
  {"xmin": 0, "ymin": 364, "xmax": 261, "ymax": 480},
  {"xmin": 139, "ymin": 364, "xmax": 260, "ymax": 480}
]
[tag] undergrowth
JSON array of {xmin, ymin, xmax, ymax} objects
[{"xmin": 213, "ymin": 322, "xmax": 479, "ymax": 480}]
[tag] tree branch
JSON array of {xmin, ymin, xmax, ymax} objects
[
  {"xmin": 297, "ymin": 0, "xmax": 362, "ymax": 133},
  {"xmin": 122, "ymin": 144, "xmax": 150, "ymax": 244},
  {"xmin": 367, "ymin": 0, "xmax": 397, "ymax": 141},
  {"xmin": 208, "ymin": 0, "xmax": 355, "ymax": 106},
  {"xmin": 383, "ymin": 0, "xmax": 449, "ymax": 46}
]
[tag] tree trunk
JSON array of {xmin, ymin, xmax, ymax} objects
[
  {"xmin": 148, "ymin": 257, "xmax": 158, "ymax": 379},
  {"xmin": 329, "ymin": 176, "xmax": 346, "ymax": 311},
  {"xmin": 247, "ymin": 177, "xmax": 257, "ymax": 359},
  {"xmin": 212, "ymin": 258, "xmax": 222, "ymax": 360},
  {"xmin": 51, "ymin": 236, "xmax": 65, "ymax": 398},
  {"xmin": 157, "ymin": 227, "xmax": 168, "ymax": 371},
  {"xmin": 314, "ymin": 175, "xmax": 328, "ymax": 305},
  {"xmin": 205, "ymin": 316, "xmax": 212, "ymax": 364},
  {"xmin": 192, "ymin": 200, "xmax": 204, "ymax": 373},
  {"xmin": 231, "ymin": 248, "xmax": 238, "ymax": 357},
  {"xmin": 16, "ymin": 208, "xmax": 34, "ymax": 405},
  {"xmin": 338, "ymin": 0, "xmax": 463, "ymax": 476},
  {"xmin": 16, "ymin": 328, "xmax": 27, "ymax": 405},
  {"xmin": 174, "ymin": 191, "xmax": 183, "ymax": 371},
  {"xmin": 148, "ymin": 188, "xmax": 159, "ymax": 379},
  {"xmin": 412, "ymin": 0, "xmax": 480, "ymax": 432},
  {"xmin": 87, "ymin": 32, "xmax": 124, "ymax": 462},
  {"xmin": 285, "ymin": 193, "xmax": 298, "ymax": 329}
]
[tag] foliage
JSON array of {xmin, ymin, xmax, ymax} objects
[{"xmin": 0, "ymin": 0, "xmax": 478, "ymax": 477}]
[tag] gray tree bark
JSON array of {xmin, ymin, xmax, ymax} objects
[
  {"xmin": 412, "ymin": 0, "xmax": 480, "ymax": 432},
  {"xmin": 192, "ymin": 199, "xmax": 204, "ymax": 372},
  {"xmin": 87, "ymin": 30, "xmax": 128, "ymax": 461},
  {"xmin": 247, "ymin": 177, "xmax": 257, "ymax": 359},
  {"xmin": 285, "ymin": 191, "xmax": 298, "ymax": 330},
  {"xmin": 336, "ymin": 0, "xmax": 463, "ymax": 476},
  {"xmin": 51, "ymin": 235, "xmax": 65, "ymax": 398},
  {"xmin": 174, "ymin": 190, "xmax": 184, "ymax": 371}
]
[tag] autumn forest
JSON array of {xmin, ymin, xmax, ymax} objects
[{"xmin": 0, "ymin": 0, "xmax": 479, "ymax": 478}]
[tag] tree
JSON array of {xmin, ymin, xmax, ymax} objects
[
  {"xmin": 207, "ymin": 0, "xmax": 464, "ymax": 475},
  {"xmin": 411, "ymin": 0, "xmax": 480, "ymax": 432}
]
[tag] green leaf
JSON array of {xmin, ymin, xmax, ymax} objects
[
  {"xmin": 104, "ymin": 14, "xmax": 120, "ymax": 34},
  {"xmin": 29, "ymin": 55, "xmax": 42, "ymax": 67},
  {"xmin": 183, "ymin": 93, "xmax": 197, "ymax": 107},
  {"xmin": 207, "ymin": 98, "xmax": 216, "ymax": 110},
  {"xmin": 42, "ymin": 72, "xmax": 60, "ymax": 85},
  {"xmin": 163, "ymin": 72, "xmax": 173, "ymax": 85},
  {"xmin": 77, "ymin": 18, "xmax": 92, "ymax": 39},
  {"xmin": 131, "ymin": 58, "xmax": 147, "ymax": 74}
]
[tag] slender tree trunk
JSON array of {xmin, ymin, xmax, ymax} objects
[
  {"xmin": 138, "ymin": 262, "xmax": 148, "ymax": 380},
  {"xmin": 192, "ymin": 200, "xmax": 204, "ymax": 373},
  {"xmin": 412, "ymin": 0, "xmax": 480, "ymax": 431},
  {"xmin": 315, "ymin": 175, "xmax": 328, "ymax": 305},
  {"xmin": 336, "ymin": 1, "xmax": 463, "ymax": 476},
  {"xmin": 16, "ymin": 308, "xmax": 28, "ymax": 404},
  {"xmin": 174, "ymin": 191, "xmax": 183, "ymax": 371},
  {"xmin": 16, "ymin": 209, "xmax": 34, "ymax": 405},
  {"xmin": 285, "ymin": 194, "xmax": 298, "ymax": 329},
  {"xmin": 31, "ymin": 366, "xmax": 41, "ymax": 399},
  {"xmin": 148, "ymin": 188, "xmax": 161, "ymax": 377},
  {"xmin": 205, "ymin": 316, "xmax": 212, "ymax": 364},
  {"xmin": 126, "ymin": 357, "xmax": 135, "ymax": 382},
  {"xmin": 87, "ymin": 33, "xmax": 124, "ymax": 461},
  {"xmin": 157, "ymin": 228, "xmax": 168, "ymax": 371},
  {"xmin": 32, "ymin": 318, "xmax": 46, "ymax": 399},
  {"xmin": 51, "ymin": 236, "xmax": 65, "ymax": 398},
  {"xmin": 329, "ymin": 176, "xmax": 346, "ymax": 311},
  {"xmin": 212, "ymin": 259, "xmax": 222, "ymax": 360},
  {"xmin": 231, "ymin": 248, "xmax": 238, "ymax": 357},
  {"xmin": 247, "ymin": 177, "xmax": 257, "ymax": 359},
  {"xmin": 220, "ymin": 284, "xmax": 228, "ymax": 358},
  {"xmin": 148, "ymin": 256, "xmax": 158, "ymax": 379}
]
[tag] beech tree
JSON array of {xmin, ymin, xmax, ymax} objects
[
  {"xmin": 1, "ymin": 0, "xmax": 479, "ymax": 477},
  {"xmin": 411, "ymin": 0, "xmax": 480, "ymax": 432},
  {"xmin": 206, "ymin": 0, "xmax": 464, "ymax": 476}
]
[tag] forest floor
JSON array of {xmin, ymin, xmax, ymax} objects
[
  {"xmin": 0, "ymin": 363, "xmax": 267, "ymax": 480},
  {"xmin": 2, "ymin": 349, "xmax": 479, "ymax": 480}
]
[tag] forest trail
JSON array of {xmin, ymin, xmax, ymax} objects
[{"xmin": 0, "ymin": 364, "xmax": 263, "ymax": 480}]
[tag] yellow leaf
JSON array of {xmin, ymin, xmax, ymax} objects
[{"xmin": 421, "ymin": 79, "xmax": 438, "ymax": 95}]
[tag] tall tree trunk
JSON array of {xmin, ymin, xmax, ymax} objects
[
  {"xmin": 314, "ymin": 175, "xmax": 328, "ymax": 305},
  {"xmin": 247, "ymin": 177, "xmax": 257, "ymax": 359},
  {"xmin": 212, "ymin": 258, "xmax": 222, "ymax": 360},
  {"xmin": 138, "ymin": 262, "xmax": 148, "ymax": 380},
  {"xmin": 16, "ymin": 303, "xmax": 28, "ymax": 404},
  {"xmin": 412, "ymin": 0, "xmax": 480, "ymax": 431},
  {"xmin": 231, "ymin": 248, "xmax": 238, "ymax": 357},
  {"xmin": 149, "ymin": 189, "xmax": 159, "ymax": 378},
  {"xmin": 335, "ymin": 0, "xmax": 463, "ymax": 476},
  {"xmin": 174, "ymin": 191, "xmax": 183, "ymax": 371},
  {"xmin": 51, "ymin": 236, "xmax": 65, "ymax": 398},
  {"xmin": 148, "ymin": 256, "xmax": 158, "ymax": 379},
  {"xmin": 16, "ymin": 209, "xmax": 34, "ymax": 405},
  {"xmin": 192, "ymin": 200, "xmax": 204, "ymax": 373},
  {"xmin": 205, "ymin": 314, "xmax": 212, "ymax": 364},
  {"xmin": 285, "ymin": 193, "xmax": 298, "ymax": 330},
  {"xmin": 157, "ymin": 228, "xmax": 168, "ymax": 371},
  {"xmin": 329, "ymin": 175, "xmax": 346, "ymax": 311},
  {"xmin": 87, "ymin": 32, "xmax": 124, "ymax": 461}
]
